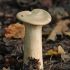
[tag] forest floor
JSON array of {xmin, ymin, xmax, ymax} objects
[{"xmin": 0, "ymin": 1, "xmax": 70, "ymax": 70}]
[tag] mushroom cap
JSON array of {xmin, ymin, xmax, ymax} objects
[{"xmin": 16, "ymin": 9, "xmax": 51, "ymax": 25}]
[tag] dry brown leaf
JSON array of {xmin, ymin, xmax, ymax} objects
[
  {"xmin": 58, "ymin": 45, "xmax": 66, "ymax": 54},
  {"xmin": 4, "ymin": 23, "xmax": 25, "ymax": 38},
  {"xmin": 47, "ymin": 19, "xmax": 70, "ymax": 41},
  {"xmin": 45, "ymin": 49, "xmax": 58, "ymax": 56}
]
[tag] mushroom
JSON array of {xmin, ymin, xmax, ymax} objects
[{"xmin": 16, "ymin": 9, "xmax": 51, "ymax": 69}]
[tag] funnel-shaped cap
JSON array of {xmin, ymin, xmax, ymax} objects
[{"xmin": 16, "ymin": 9, "xmax": 51, "ymax": 25}]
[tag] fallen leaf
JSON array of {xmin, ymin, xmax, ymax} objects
[
  {"xmin": 58, "ymin": 45, "xmax": 66, "ymax": 54},
  {"xmin": 45, "ymin": 45, "xmax": 68, "ymax": 61},
  {"xmin": 64, "ymin": 31, "xmax": 70, "ymax": 36},
  {"xmin": 61, "ymin": 53, "xmax": 70, "ymax": 61},
  {"xmin": 47, "ymin": 18, "xmax": 70, "ymax": 41},
  {"xmin": 45, "ymin": 49, "xmax": 58, "ymax": 56},
  {"xmin": 4, "ymin": 23, "xmax": 25, "ymax": 38}
]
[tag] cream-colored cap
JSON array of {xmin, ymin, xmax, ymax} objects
[{"xmin": 16, "ymin": 9, "xmax": 51, "ymax": 25}]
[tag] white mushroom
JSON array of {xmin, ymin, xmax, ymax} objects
[{"xmin": 16, "ymin": 9, "xmax": 51, "ymax": 69}]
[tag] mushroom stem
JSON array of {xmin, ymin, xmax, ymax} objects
[
  {"xmin": 24, "ymin": 24, "xmax": 43, "ymax": 69},
  {"xmin": 16, "ymin": 9, "xmax": 51, "ymax": 70}
]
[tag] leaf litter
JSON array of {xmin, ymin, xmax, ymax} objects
[{"xmin": 0, "ymin": 0, "xmax": 70, "ymax": 70}]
